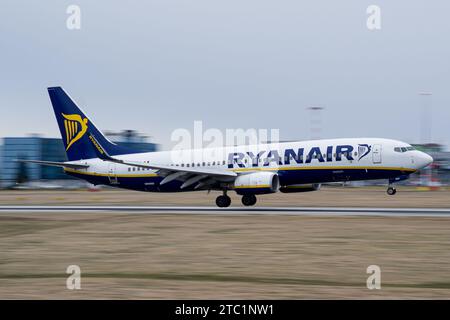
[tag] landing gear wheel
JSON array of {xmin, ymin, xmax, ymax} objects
[
  {"xmin": 387, "ymin": 187, "xmax": 397, "ymax": 195},
  {"xmin": 216, "ymin": 195, "xmax": 231, "ymax": 208},
  {"xmin": 241, "ymin": 194, "xmax": 257, "ymax": 206}
]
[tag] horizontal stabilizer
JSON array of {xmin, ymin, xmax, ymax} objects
[{"xmin": 18, "ymin": 159, "xmax": 89, "ymax": 169}]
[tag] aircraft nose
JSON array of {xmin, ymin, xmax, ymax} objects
[{"xmin": 417, "ymin": 152, "xmax": 433, "ymax": 169}]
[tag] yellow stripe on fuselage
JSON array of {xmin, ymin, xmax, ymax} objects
[
  {"xmin": 234, "ymin": 184, "xmax": 271, "ymax": 189},
  {"xmin": 231, "ymin": 166, "xmax": 416, "ymax": 173}
]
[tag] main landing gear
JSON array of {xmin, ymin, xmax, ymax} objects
[
  {"xmin": 215, "ymin": 192, "xmax": 258, "ymax": 207},
  {"xmin": 216, "ymin": 191, "xmax": 231, "ymax": 208},
  {"xmin": 241, "ymin": 194, "xmax": 257, "ymax": 206},
  {"xmin": 387, "ymin": 186, "xmax": 397, "ymax": 195}
]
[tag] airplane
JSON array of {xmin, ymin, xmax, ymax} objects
[{"xmin": 21, "ymin": 87, "xmax": 434, "ymax": 207}]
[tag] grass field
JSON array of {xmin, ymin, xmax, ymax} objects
[{"xmin": 1, "ymin": 188, "xmax": 450, "ymax": 299}]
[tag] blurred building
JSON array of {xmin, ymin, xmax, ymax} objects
[
  {"xmin": 104, "ymin": 130, "xmax": 153, "ymax": 150},
  {"xmin": 0, "ymin": 131, "xmax": 158, "ymax": 188},
  {"xmin": 412, "ymin": 143, "xmax": 450, "ymax": 186}
]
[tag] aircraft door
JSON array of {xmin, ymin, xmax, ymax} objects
[
  {"xmin": 372, "ymin": 144, "xmax": 382, "ymax": 164},
  {"xmin": 108, "ymin": 163, "xmax": 119, "ymax": 185}
]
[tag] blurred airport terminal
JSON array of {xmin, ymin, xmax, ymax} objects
[
  {"xmin": 0, "ymin": 132, "xmax": 449, "ymax": 189},
  {"xmin": 410, "ymin": 143, "xmax": 450, "ymax": 188},
  {"xmin": 0, "ymin": 130, "xmax": 158, "ymax": 189}
]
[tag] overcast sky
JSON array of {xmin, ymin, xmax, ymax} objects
[{"xmin": 0, "ymin": 1, "xmax": 449, "ymax": 150}]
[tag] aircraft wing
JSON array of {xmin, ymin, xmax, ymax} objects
[
  {"xmin": 111, "ymin": 159, "xmax": 236, "ymax": 177},
  {"xmin": 88, "ymin": 134, "xmax": 236, "ymax": 188},
  {"xmin": 18, "ymin": 159, "xmax": 89, "ymax": 169}
]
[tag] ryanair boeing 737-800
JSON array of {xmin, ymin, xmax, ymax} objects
[{"xmin": 21, "ymin": 87, "xmax": 433, "ymax": 207}]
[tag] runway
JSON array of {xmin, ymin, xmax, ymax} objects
[{"xmin": 1, "ymin": 206, "xmax": 450, "ymax": 217}]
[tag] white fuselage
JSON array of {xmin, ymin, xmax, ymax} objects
[{"xmin": 65, "ymin": 138, "xmax": 432, "ymax": 191}]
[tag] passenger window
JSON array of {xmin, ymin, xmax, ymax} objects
[
  {"xmin": 186, "ymin": 164, "xmax": 190, "ymax": 167},
  {"xmin": 202, "ymin": 162, "xmax": 205, "ymax": 166},
  {"xmin": 223, "ymin": 160, "xmax": 226, "ymax": 165},
  {"xmin": 212, "ymin": 161, "xmax": 215, "ymax": 165}
]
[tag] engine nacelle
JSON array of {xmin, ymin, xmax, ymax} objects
[
  {"xmin": 234, "ymin": 172, "xmax": 280, "ymax": 195},
  {"xmin": 279, "ymin": 184, "xmax": 321, "ymax": 193}
]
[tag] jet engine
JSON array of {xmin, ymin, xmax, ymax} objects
[{"xmin": 234, "ymin": 172, "xmax": 280, "ymax": 195}]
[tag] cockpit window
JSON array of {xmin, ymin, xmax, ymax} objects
[{"xmin": 394, "ymin": 146, "xmax": 415, "ymax": 153}]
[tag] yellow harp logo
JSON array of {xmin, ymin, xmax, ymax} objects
[{"xmin": 62, "ymin": 113, "xmax": 88, "ymax": 151}]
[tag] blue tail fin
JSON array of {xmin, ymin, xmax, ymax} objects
[{"xmin": 48, "ymin": 87, "xmax": 137, "ymax": 161}]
